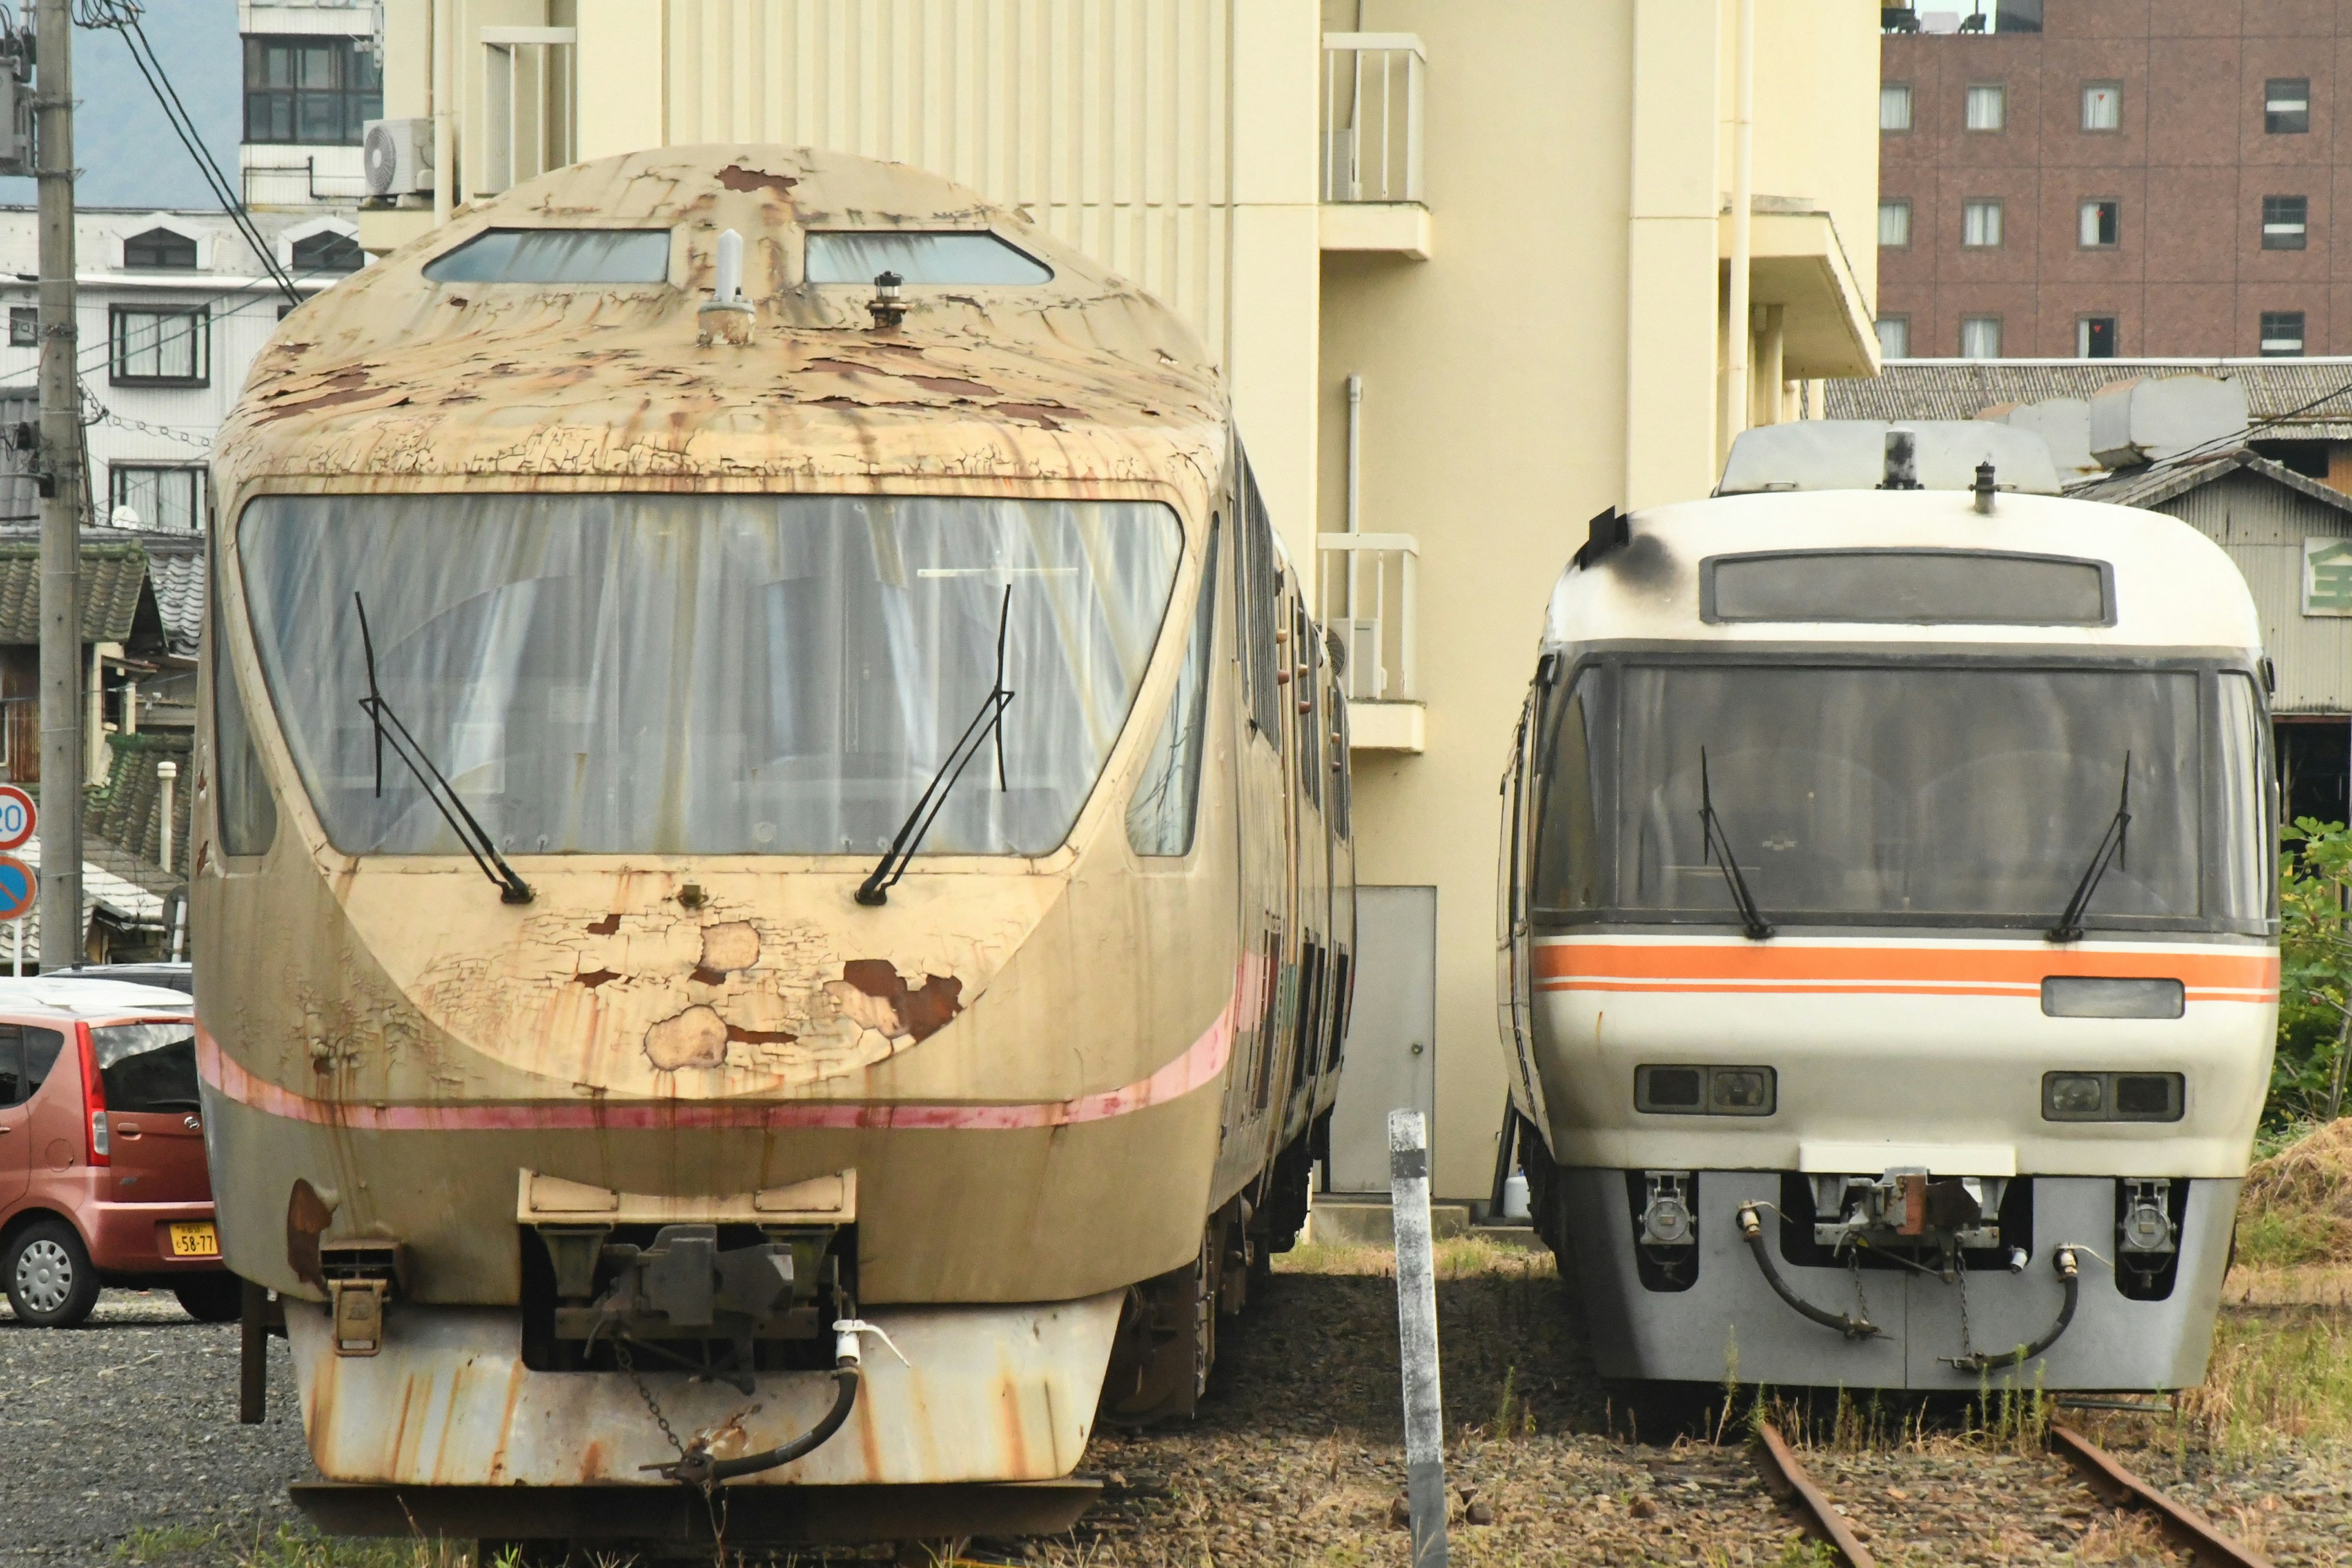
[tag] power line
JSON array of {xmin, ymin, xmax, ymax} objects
[{"xmin": 0, "ymin": 255, "xmax": 349, "ymax": 398}]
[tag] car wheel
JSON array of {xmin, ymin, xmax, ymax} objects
[
  {"xmin": 173, "ymin": 1273, "xmax": 244, "ymax": 1324},
  {"xmin": 5, "ymin": 1220, "xmax": 102, "ymax": 1328}
]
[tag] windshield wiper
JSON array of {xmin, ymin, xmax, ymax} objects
[
  {"xmin": 1698, "ymin": 748, "xmax": 1774, "ymax": 941},
  {"xmin": 857, "ymin": 586, "xmax": 1017, "ymax": 907},
  {"xmin": 353, "ymin": 592, "xmax": 533, "ymax": 905},
  {"xmin": 2047, "ymin": 753, "xmax": 2131, "ymax": 943}
]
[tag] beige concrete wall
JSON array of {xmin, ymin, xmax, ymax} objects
[{"xmin": 1325, "ymin": 0, "xmax": 1877, "ymax": 1200}]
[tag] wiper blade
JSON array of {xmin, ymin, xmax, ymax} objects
[
  {"xmin": 2047, "ymin": 753, "xmax": 2131, "ymax": 943},
  {"xmin": 857, "ymin": 585, "xmax": 1017, "ymax": 907},
  {"xmin": 1699, "ymin": 747, "xmax": 1774, "ymax": 941},
  {"xmin": 353, "ymin": 592, "xmax": 533, "ymax": 905}
]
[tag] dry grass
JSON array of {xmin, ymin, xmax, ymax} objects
[
  {"xmin": 2237, "ymin": 1117, "xmax": 2352, "ymax": 1266},
  {"xmin": 1276, "ymin": 1232, "xmax": 1556, "ymax": 1282}
]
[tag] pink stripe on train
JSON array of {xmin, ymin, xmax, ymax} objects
[{"xmin": 195, "ymin": 1001, "xmax": 1234, "ymax": 1134}]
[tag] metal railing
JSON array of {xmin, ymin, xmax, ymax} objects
[
  {"xmin": 1317, "ymin": 532, "xmax": 1419, "ymax": 702},
  {"xmin": 481, "ymin": 26, "xmax": 577, "ymax": 195},
  {"xmin": 1321, "ymin": 33, "xmax": 1425, "ymax": 205}
]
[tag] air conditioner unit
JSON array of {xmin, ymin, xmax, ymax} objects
[{"xmin": 362, "ymin": 118, "xmax": 434, "ymax": 197}]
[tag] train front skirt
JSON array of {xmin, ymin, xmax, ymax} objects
[
  {"xmin": 285, "ymin": 1293, "xmax": 1123, "ymax": 1485},
  {"xmin": 1558, "ymin": 1170, "xmax": 2235, "ymax": 1390}
]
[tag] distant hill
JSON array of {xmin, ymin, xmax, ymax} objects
[{"xmin": 0, "ymin": 2, "xmax": 241, "ymax": 212}]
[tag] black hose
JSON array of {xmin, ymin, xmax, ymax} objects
[
  {"xmin": 1736, "ymin": 1203, "xmax": 1881, "ymax": 1340},
  {"xmin": 658, "ymin": 1363, "xmax": 862, "ymax": 1487},
  {"xmin": 1944, "ymin": 1246, "xmax": 2081, "ymax": 1373}
]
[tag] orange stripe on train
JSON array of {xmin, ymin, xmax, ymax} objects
[{"xmin": 1531, "ymin": 940, "xmax": 2277, "ymax": 993}]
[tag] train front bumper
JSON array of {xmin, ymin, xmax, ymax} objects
[
  {"xmin": 1558, "ymin": 1169, "xmax": 2236, "ymax": 1390},
  {"xmin": 285, "ymin": 1292, "xmax": 1123, "ymax": 1485}
]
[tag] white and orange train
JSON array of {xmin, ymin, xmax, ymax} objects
[{"xmin": 1498, "ymin": 425, "xmax": 2278, "ymax": 1391}]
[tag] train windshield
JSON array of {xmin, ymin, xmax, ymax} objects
[
  {"xmin": 238, "ymin": 494, "xmax": 1180, "ymax": 857},
  {"xmin": 1532, "ymin": 661, "xmax": 2271, "ymax": 932}
]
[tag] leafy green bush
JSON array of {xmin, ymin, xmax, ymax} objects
[{"xmin": 2276, "ymin": 818, "xmax": 2352, "ymax": 1128}]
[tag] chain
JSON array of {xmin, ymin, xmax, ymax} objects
[
  {"xmin": 613, "ymin": 1338, "xmax": 688, "ymax": 1461},
  {"xmin": 1954, "ymin": 1248, "xmax": 1977, "ymax": 1360}
]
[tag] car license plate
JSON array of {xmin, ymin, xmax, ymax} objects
[{"xmin": 168, "ymin": 1222, "xmax": 219, "ymax": 1259}]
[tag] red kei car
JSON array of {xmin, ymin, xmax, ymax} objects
[{"xmin": 0, "ymin": 978, "xmax": 237, "ymax": 1326}]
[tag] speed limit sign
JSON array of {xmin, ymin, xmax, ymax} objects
[{"xmin": 0, "ymin": 785, "xmax": 32, "ymax": 852}]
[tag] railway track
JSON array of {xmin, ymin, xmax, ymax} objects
[{"xmin": 1754, "ymin": 1420, "xmax": 2277, "ymax": 1568}]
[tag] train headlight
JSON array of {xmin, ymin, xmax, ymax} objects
[
  {"xmin": 2042, "ymin": 1071, "xmax": 2184, "ymax": 1122},
  {"xmin": 1635, "ymin": 1065, "xmax": 1776, "ymax": 1117}
]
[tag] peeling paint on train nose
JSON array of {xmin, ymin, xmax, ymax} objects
[{"xmin": 286, "ymin": 1295, "xmax": 1123, "ymax": 1487}]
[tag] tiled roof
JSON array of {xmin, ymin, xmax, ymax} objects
[
  {"xmin": 140, "ymin": 535, "xmax": 206, "ymax": 655},
  {"xmin": 2067, "ymin": 448, "xmax": 2352, "ymax": 514},
  {"xmin": 1826, "ymin": 360, "xmax": 2352, "ymax": 440},
  {"xmin": 86, "ymin": 730, "xmax": 193, "ymax": 879},
  {"xmin": 0, "ymin": 540, "xmax": 151, "ymax": 644},
  {"xmin": 2, "ymin": 831, "xmax": 170, "ymax": 969}
]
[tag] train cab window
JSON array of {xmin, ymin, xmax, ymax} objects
[
  {"xmin": 2216, "ymin": 670, "xmax": 2272, "ymax": 921},
  {"xmin": 1530, "ymin": 661, "xmax": 2269, "ymax": 936},
  {"xmin": 1127, "ymin": 520, "xmax": 1219, "ymax": 856},
  {"xmin": 209, "ymin": 545, "xmax": 279, "ymax": 858},
  {"xmin": 804, "ymin": 231, "xmax": 1052, "ymax": 285},
  {"xmin": 421, "ymin": 228, "xmax": 672, "ymax": 285},
  {"xmin": 238, "ymin": 494, "xmax": 1180, "ymax": 858},
  {"xmin": 1703, "ymin": 550, "xmax": 2111, "ymax": 626}
]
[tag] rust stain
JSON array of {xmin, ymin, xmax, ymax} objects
[
  {"xmin": 717, "ymin": 164, "xmax": 799, "ymax": 196},
  {"xmin": 585, "ymin": 913, "xmax": 621, "ymax": 935},
  {"xmin": 803, "ymin": 357, "xmax": 883, "ymax": 377},
  {"xmin": 839, "ymin": 959, "xmax": 963, "ymax": 1042},
  {"xmin": 645, "ymin": 1005, "xmax": 728, "ymax": 1070},
  {"xmin": 256, "ymin": 366, "xmax": 394, "ymax": 424},
  {"xmin": 689, "ymin": 965, "xmax": 728, "ymax": 986},
  {"xmin": 286, "ymin": 1178, "xmax": 334, "ymax": 1291},
  {"xmin": 725, "ymin": 1023, "xmax": 797, "ymax": 1046},
  {"xmin": 575, "ymin": 968, "xmax": 621, "ymax": 989}
]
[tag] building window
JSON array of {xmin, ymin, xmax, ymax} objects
[
  {"xmin": 108, "ymin": 306, "xmax": 209, "ymax": 386},
  {"xmin": 2082, "ymin": 82, "xmax": 2122, "ymax": 131},
  {"xmin": 1879, "ymin": 200, "xmax": 1912, "ymax": 248},
  {"xmin": 1880, "ymin": 82, "xmax": 1913, "ymax": 132},
  {"xmin": 1962, "ymin": 200, "xmax": 2004, "ymax": 248},
  {"xmin": 289, "ymin": 229, "xmax": 363, "ymax": 274},
  {"xmin": 109, "ymin": 465, "xmax": 205, "ymax": 533},
  {"xmin": 243, "ymin": 35, "xmax": 383, "ymax": 146},
  {"xmin": 1876, "ymin": 316, "xmax": 1910, "ymax": 359},
  {"xmin": 2261, "ymin": 311, "xmax": 2307, "ymax": 356},
  {"xmin": 2263, "ymin": 195, "xmax": 2309, "ymax": 249},
  {"xmin": 2266, "ymin": 78, "xmax": 2311, "ymax": 135},
  {"xmin": 122, "ymin": 227, "xmax": 197, "ymax": 271},
  {"xmin": 1965, "ymin": 84, "xmax": 2007, "ymax": 132},
  {"xmin": 6, "ymin": 307, "xmax": 33, "ymax": 348},
  {"xmin": 2078, "ymin": 316, "xmax": 2118, "ymax": 358},
  {"xmin": 1960, "ymin": 315, "xmax": 2002, "ymax": 358},
  {"xmin": 2079, "ymin": 200, "xmax": 2120, "ymax": 248}
]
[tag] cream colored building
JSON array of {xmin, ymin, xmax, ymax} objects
[{"xmin": 355, "ymin": 0, "xmax": 1879, "ymax": 1205}]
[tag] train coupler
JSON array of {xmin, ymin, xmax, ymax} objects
[{"xmin": 321, "ymin": 1240, "xmax": 403, "ymax": 1358}]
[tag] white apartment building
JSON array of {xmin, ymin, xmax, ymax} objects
[
  {"xmin": 240, "ymin": 0, "xmax": 384, "ymax": 213},
  {"xmin": 0, "ymin": 207, "xmax": 361, "ymax": 530}
]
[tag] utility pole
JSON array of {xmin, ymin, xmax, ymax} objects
[{"xmin": 35, "ymin": 0, "xmax": 80, "ymax": 972}]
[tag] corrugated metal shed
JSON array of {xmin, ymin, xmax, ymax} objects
[
  {"xmin": 1828, "ymin": 360, "xmax": 2352, "ymax": 440},
  {"xmin": 2070, "ymin": 450, "xmax": 2352, "ymax": 714}
]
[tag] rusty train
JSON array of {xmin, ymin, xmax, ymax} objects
[{"xmin": 195, "ymin": 147, "xmax": 1354, "ymax": 1550}]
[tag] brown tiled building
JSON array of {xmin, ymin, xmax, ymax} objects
[{"xmin": 1878, "ymin": 2, "xmax": 2352, "ymax": 360}]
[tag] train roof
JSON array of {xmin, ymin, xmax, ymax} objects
[
  {"xmin": 214, "ymin": 147, "xmax": 1225, "ymax": 508},
  {"xmin": 1542, "ymin": 489, "xmax": 2264, "ymax": 654}
]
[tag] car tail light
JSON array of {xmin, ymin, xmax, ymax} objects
[{"xmin": 77, "ymin": 1022, "xmax": 109, "ymax": 1166}]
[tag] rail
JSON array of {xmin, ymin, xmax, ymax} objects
[
  {"xmin": 2048, "ymin": 1423, "xmax": 2275, "ymax": 1568},
  {"xmin": 1316, "ymin": 532, "xmax": 1418, "ymax": 702},
  {"xmin": 480, "ymin": 26, "xmax": 576, "ymax": 195},
  {"xmin": 1755, "ymin": 1422, "xmax": 1877, "ymax": 1568},
  {"xmin": 1882, "ymin": 4, "xmax": 2042, "ymax": 32},
  {"xmin": 1320, "ymin": 33, "xmax": 1425, "ymax": 205}
]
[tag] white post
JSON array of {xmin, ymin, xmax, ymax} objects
[
  {"xmin": 12, "ymin": 915, "xmax": 20, "ymax": 977},
  {"xmin": 1389, "ymin": 1109, "xmax": 1447, "ymax": 1568},
  {"xmin": 432, "ymin": 0, "xmax": 453, "ymax": 223},
  {"xmin": 1722, "ymin": 0, "xmax": 1757, "ymax": 462},
  {"xmin": 123, "ymin": 677, "xmax": 136, "ymax": 734},
  {"xmin": 156, "ymin": 759, "xmax": 178, "ymax": 873}
]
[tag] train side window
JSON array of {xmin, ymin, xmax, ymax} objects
[
  {"xmin": 1329, "ymin": 670, "xmax": 1351, "ymax": 838},
  {"xmin": 1238, "ymin": 456, "xmax": 1281, "ymax": 743},
  {"xmin": 1294, "ymin": 599, "xmax": 1321, "ymax": 809},
  {"xmin": 2216, "ymin": 670, "xmax": 2270, "ymax": 924},
  {"xmin": 211, "ymin": 539, "xmax": 279, "ymax": 857},
  {"xmin": 1529, "ymin": 672, "xmax": 1602, "ymax": 915},
  {"xmin": 1126, "ymin": 519, "xmax": 1220, "ymax": 856}
]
